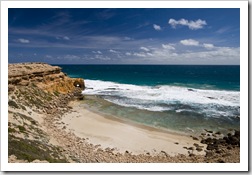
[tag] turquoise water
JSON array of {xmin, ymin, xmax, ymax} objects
[
  {"xmin": 83, "ymin": 95, "xmax": 240, "ymax": 135},
  {"xmin": 57, "ymin": 65, "xmax": 240, "ymax": 134}
]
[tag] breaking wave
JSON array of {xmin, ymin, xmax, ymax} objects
[{"xmin": 83, "ymin": 79, "xmax": 240, "ymax": 118}]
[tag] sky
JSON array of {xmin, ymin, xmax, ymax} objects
[{"xmin": 8, "ymin": 8, "xmax": 240, "ymax": 65}]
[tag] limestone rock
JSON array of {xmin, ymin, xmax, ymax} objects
[{"xmin": 8, "ymin": 62, "xmax": 85, "ymax": 96}]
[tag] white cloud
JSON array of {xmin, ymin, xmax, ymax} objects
[
  {"xmin": 109, "ymin": 49, "xmax": 119, "ymax": 53},
  {"xmin": 94, "ymin": 54, "xmax": 111, "ymax": 61},
  {"xmin": 133, "ymin": 52, "xmax": 146, "ymax": 57},
  {"xmin": 64, "ymin": 55, "xmax": 80, "ymax": 60},
  {"xmin": 125, "ymin": 52, "xmax": 132, "ymax": 56},
  {"xmin": 180, "ymin": 39, "xmax": 199, "ymax": 46},
  {"xmin": 93, "ymin": 51, "xmax": 102, "ymax": 54},
  {"xmin": 168, "ymin": 18, "xmax": 207, "ymax": 30},
  {"xmin": 179, "ymin": 46, "xmax": 240, "ymax": 61},
  {"xmin": 146, "ymin": 53, "xmax": 153, "ymax": 56},
  {"xmin": 162, "ymin": 44, "xmax": 175, "ymax": 50},
  {"xmin": 123, "ymin": 42, "xmax": 239, "ymax": 65},
  {"xmin": 56, "ymin": 36, "xmax": 70, "ymax": 40},
  {"xmin": 140, "ymin": 47, "xmax": 150, "ymax": 52},
  {"xmin": 63, "ymin": 36, "xmax": 70, "ymax": 40},
  {"xmin": 203, "ymin": 43, "xmax": 214, "ymax": 49},
  {"xmin": 45, "ymin": 55, "xmax": 53, "ymax": 58},
  {"xmin": 153, "ymin": 24, "xmax": 161, "ymax": 31},
  {"xmin": 18, "ymin": 38, "xmax": 30, "ymax": 44}
]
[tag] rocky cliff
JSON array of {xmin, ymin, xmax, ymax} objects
[{"xmin": 8, "ymin": 62, "xmax": 85, "ymax": 94}]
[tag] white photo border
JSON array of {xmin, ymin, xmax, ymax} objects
[{"xmin": 1, "ymin": 0, "xmax": 248, "ymax": 171}]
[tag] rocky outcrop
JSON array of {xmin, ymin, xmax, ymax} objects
[
  {"xmin": 198, "ymin": 130, "xmax": 240, "ymax": 163},
  {"xmin": 8, "ymin": 62, "xmax": 85, "ymax": 94}
]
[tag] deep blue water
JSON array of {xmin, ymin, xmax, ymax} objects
[
  {"xmin": 55, "ymin": 64, "xmax": 240, "ymax": 134},
  {"xmin": 58, "ymin": 65, "xmax": 240, "ymax": 91}
]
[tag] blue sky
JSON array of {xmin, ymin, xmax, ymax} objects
[{"xmin": 8, "ymin": 8, "xmax": 240, "ymax": 65}]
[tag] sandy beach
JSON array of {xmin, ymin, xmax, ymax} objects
[{"xmin": 59, "ymin": 100, "xmax": 206, "ymax": 156}]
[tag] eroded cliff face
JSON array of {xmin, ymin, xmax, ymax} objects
[{"xmin": 8, "ymin": 62, "xmax": 85, "ymax": 94}]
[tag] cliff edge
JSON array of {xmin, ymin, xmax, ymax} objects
[{"xmin": 8, "ymin": 62, "xmax": 85, "ymax": 94}]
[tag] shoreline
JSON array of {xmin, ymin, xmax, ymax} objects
[
  {"xmin": 82, "ymin": 95, "xmax": 193, "ymax": 137},
  {"xmin": 59, "ymin": 100, "xmax": 206, "ymax": 156}
]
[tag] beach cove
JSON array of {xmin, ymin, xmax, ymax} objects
[
  {"xmin": 59, "ymin": 99, "xmax": 206, "ymax": 156},
  {"xmin": 61, "ymin": 65, "xmax": 240, "ymax": 135}
]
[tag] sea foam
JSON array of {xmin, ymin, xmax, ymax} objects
[{"xmin": 83, "ymin": 79, "xmax": 240, "ymax": 118}]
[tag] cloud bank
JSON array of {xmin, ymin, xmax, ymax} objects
[
  {"xmin": 168, "ymin": 18, "xmax": 207, "ymax": 30},
  {"xmin": 180, "ymin": 39, "xmax": 199, "ymax": 46}
]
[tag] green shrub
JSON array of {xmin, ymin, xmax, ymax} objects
[
  {"xmin": 18, "ymin": 125, "xmax": 26, "ymax": 133},
  {"xmin": 8, "ymin": 100, "xmax": 19, "ymax": 109},
  {"xmin": 54, "ymin": 91, "xmax": 60, "ymax": 97},
  {"xmin": 8, "ymin": 128, "xmax": 16, "ymax": 133},
  {"xmin": 31, "ymin": 120, "xmax": 37, "ymax": 125},
  {"xmin": 8, "ymin": 135, "xmax": 68, "ymax": 163},
  {"xmin": 20, "ymin": 104, "xmax": 26, "ymax": 110}
]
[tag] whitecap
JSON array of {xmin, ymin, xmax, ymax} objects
[{"xmin": 82, "ymin": 79, "xmax": 240, "ymax": 118}]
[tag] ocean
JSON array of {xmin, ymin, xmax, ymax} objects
[{"xmin": 58, "ymin": 65, "xmax": 240, "ymax": 135}]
